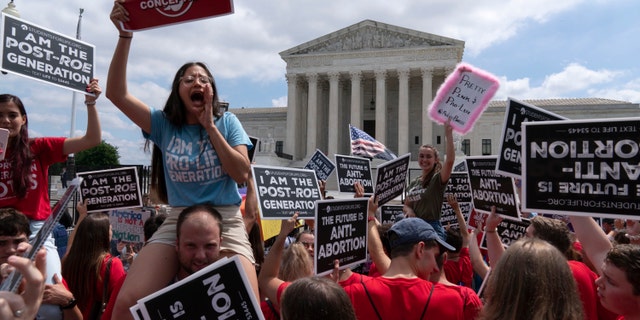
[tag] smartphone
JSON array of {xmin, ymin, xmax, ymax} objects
[{"xmin": 0, "ymin": 128, "xmax": 9, "ymax": 161}]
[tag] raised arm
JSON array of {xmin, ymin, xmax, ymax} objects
[
  {"xmin": 62, "ymin": 79, "xmax": 101, "ymax": 155},
  {"xmin": 447, "ymin": 194, "xmax": 469, "ymax": 248},
  {"xmin": 484, "ymin": 206, "xmax": 505, "ymax": 267},
  {"xmin": 366, "ymin": 196, "xmax": 391, "ymax": 274},
  {"xmin": 440, "ymin": 120, "xmax": 455, "ymax": 184},
  {"xmin": 569, "ymin": 215, "xmax": 612, "ymax": 274},
  {"xmin": 468, "ymin": 228, "xmax": 489, "ymax": 280},
  {"xmin": 258, "ymin": 213, "xmax": 298, "ymax": 305},
  {"xmin": 106, "ymin": 0, "xmax": 152, "ymax": 133}
]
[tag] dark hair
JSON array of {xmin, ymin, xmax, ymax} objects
[
  {"xmin": 146, "ymin": 62, "xmax": 221, "ymax": 204},
  {"xmin": 0, "ymin": 208, "xmax": 31, "ymax": 237},
  {"xmin": 176, "ymin": 204, "xmax": 223, "ymax": 239},
  {"xmin": 280, "ymin": 277, "xmax": 356, "ymax": 320},
  {"xmin": 530, "ymin": 216, "xmax": 580, "ymax": 261},
  {"xmin": 143, "ymin": 213, "xmax": 168, "ymax": 242},
  {"xmin": 295, "ymin": 229, "xmax": 313, "ymax": 242},
  {"xmin": 62, "ymin": 212, "xmax": 112, "ymax": 312},
  {"xmin": 0, "ymin": 94, "xmax": 33, "ymax": 198},
  {"xmin": 388, "ymin": 238, "xmax": 438, "ymax": 258},
  {"xmin": 248, "ymin": 222, "xmax": 264, "ymax": 267},
  {"xmin": 445, "ymin": 227, "xmax": 462, "ymax": 253},
  {"xmin": 377, "ymin": 223, "xmax": 393, "ymax": 254},
  {"xmin": 606, "ymin": 244, "xmax": 640, "ymax": 295}
]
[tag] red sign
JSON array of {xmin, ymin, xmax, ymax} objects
[{"xmin": 120, "ymin": 0, "xmax": 234, "ymax": 32}]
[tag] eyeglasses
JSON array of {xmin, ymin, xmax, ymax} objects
[{"xmin": 180, "ymin": 75, "xmax": 212, "ymax": 86}]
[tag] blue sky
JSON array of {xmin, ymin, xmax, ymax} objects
[{"xmin": 1, "ymin": 0, "xmax": 639, "ymax": 165}]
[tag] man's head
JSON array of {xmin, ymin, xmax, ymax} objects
[
  {"xmin": 295, "ymin": 230, "xmax": 315, "ymax": 259},
  {"xmin": 176, "ymin": 204, "xmax": 223, "ymax": 279},
  {"xmin": 387, "ymin": 218, "xmax": 454, "ymax": 279},
  {"xmin": 0, "ymin": 208, "xmax": 30, "ymax": 264}
]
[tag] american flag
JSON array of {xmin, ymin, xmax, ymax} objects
[{"xmin": 349, "ymin": 124, "xmax": 397, "ymax": 160}]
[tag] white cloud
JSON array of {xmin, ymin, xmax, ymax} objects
[{"xmin": 271, "ymin": 96, "xmax": 287, "ymax": 107}]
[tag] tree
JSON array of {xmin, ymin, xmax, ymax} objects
[{"xmin": 74, "ymin": 140, "xmax": 120, "ymax": 166}]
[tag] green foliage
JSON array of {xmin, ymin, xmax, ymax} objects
[{"xmin": 74, "ymin": 140, "xmax": 120, "ymax": 166}]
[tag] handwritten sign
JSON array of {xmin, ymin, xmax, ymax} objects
[
  {"xmin": 135, "ymin": 256, "xmax": 263, "ymax": 320},
  {"xmin": 496, "ymin": 98, "xmax": 566, "ymax": 178},
  {"xmin": 120, "ymin": 0, "xmax": 234, "ymax": 32},
  {"xmin": 110, "ymin": 208, "xmax": 153, "ymax": 244},
  {"xmin": 374, "ymin": 153, "xmax": 410, "ymax": 206},
  {"xmin": 304, "ymin": 149, "xmax": 336, "ymax": 181},
  {"xmin": 466, "ymin": 156, "xmax": 520, "ymax": 220},
  {"xmin": 428, "ymin": 63, "xmax": 499, "ymax": 134},
  {"xmin": 335, "ymin": 155, "xmax": 374, "ymax": 193},
  {"xmin": 315, "ymin": 198, "xmax": 368, "ymax": 276},
  {"xmin": 522, "ymin": 118, "xmax": 640, "ymax": 219},
  {"xmin": 1, "ymin": 14, "xmax": 95, "ymax": 94},
  {"xmin": 252, "ymin": 165, "xmax": 321, "ymax": 219},
  {"xmin": 78, "ymin": 167, "xmax": 142, "ymax": 212}
]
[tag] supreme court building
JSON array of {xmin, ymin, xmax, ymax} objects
[{"xmin": 232, "ymin": 20, "xmax": 640, "ymax": 170}]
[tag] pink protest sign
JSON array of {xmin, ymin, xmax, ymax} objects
[
  {"xmin": 428, "ymin": 63, "xmax": 500, "ymax": 135},
  {"xmin": 120, "ymin": 0, "xmax": 234, "ymax": 32}
]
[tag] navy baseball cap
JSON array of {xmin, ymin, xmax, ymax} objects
[{"xmin": 387, "ymin": 218, "xmax": 455, "ymax": 251}]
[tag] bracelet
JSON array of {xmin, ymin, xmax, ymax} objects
[
  {"xmin": 119, "ymin": 35, "xmax": 133, "ymax": 39},
  {"xmin": 367, "ymin": 216, "xmax": 376, "ymax": 222},
  {"xmin": 61, "ymin": 297, "xmax": 77, "ymax": 310},
  {"xmin": 484, "ymin": 227, "xmax": 497, "ymax": 233},
  {"xmin": 84, "ymin": 101, "xmax": 96, "ymax": 106}
]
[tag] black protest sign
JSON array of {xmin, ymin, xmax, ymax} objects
[
  {"xmin": 137, "ymin": 256, "xmax": 263, "ymax": 320},
  {"xmin": 252, "ymin": 165, "xmax": 322, "ymax": 219},
  {"xmin": 522, "ymin": 118, "xmax": 640, "ymax": 219},
  {"xmin": 380, "ymin": 205, "xmax": 404, "ymax": 225},
  {"xmin": 335, "ymin": 155, "xmax": 374, "ymax": 193},
  {"xmin": 304, "ymin": 149, "xmax": 336, "ymax": 181},
  {"xmin": 480, "ymin": 218, "xmax": 531, "ymax": 249},
  {"xmin": 466, "ymin": 156, "xmax": 520, "ymax": 220},
  {"xmin": 1, "ymin": 15, "xmax": 94, "ymax": 94},
  {"xmin": 78, "ymin": 167, "xmax": 141, "ymax": 212},
  {"xmin": 440, "ymin": 172, "xmax": 473, "ymax": 228},
  {"xmin": 315, "ymin": 198, "xmax": 368, "ymax": 276},
  {"xmin": 374, "ymin": 153, "xmax": 410, "ymax": 206},
  {"xmin": 496, "ymin": 98, "xmax": 566, "ymax": 178},
  {"xmin": 248, "ymin": 136, "xmax": 258, "ymax": 163}
]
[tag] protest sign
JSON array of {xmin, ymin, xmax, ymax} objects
[
  {"xmin": 78, "ymin": 167, "xmax": 141, "ymax": 212},
  {"xmin": 135, "ymin": 256, "xmax": 263, "ymax": 320},
  {"xmin": 522, "ymin": 118, "xmax": 640, "ymax": 219},
  {"xmin": 380, "ymin": 205, "xmax": 404, "ymax": 225},
  {"xmin": 374, "ymin": 153, "xmax": 410, "ymax": 206},
  {"xmin": 428, "ymin": 63, "xmax": 500, "ymax": 135},
  {"xmin": 480, "ymin": 218, "xmax": 530, "ymax": 249},
  {"xmin": 314, "ymin": 198, "xmax": 369, "ymax": 276},
  {"xmin": 120, "ymin": 0, "xmax": 234, "ymax": 32},
  {"xmin": 252, "ymin": 165, "xmax": 321, "ymax": 219},
  {"xmin": 466, "ymin": 156, "xmax": 520, "ymax": 220},
  {"xmin": 304, "ymin": 149, "xmax": 336, "ymax": 181},
  {"xmin": 335, "ymin": 155, "xmax": 374, "ymax": 193},
  {"xmin": 466, "ymin": 208, "xmax": 485, "ymax": 231},
  {"xmin": 248, "ymin": 136, "xmax": 258, "ymax": 163},
  {"xmin": 440, "ymin": 172, "xmax": 473, "ymax": 228},
  {"xmin": 1, "ymin": 14, "xmax": 94, "ymax": 94},
  {"xmin": 110, "ymin": 208, "xmax": 153, "ymax": 244},
  {"xmin": 496, "ymin": 98, "xmax": 566, "ymax": 178}
]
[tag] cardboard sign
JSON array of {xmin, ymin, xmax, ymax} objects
[
  {"xmin": 496, "ymin": 98, "xmax": 566, "ymax": 178},
  {"xmin": 374, "ymin": 153, "xmax": 410, "ymax": 206},
  {"xmin": 120, "ymin": 0, "xmax": 234, "ymax": 32},
  {"xmin": 480, "ymin": 218, "xmax": 531, "ymax": 249},
  {"xmin": 1, "ymin": 14, "xmax": 95, "ymax": 94},
  {"xmin": 466, "ymin": 156, "xmax": 521, "ymax": 220},
  {"xmin": 522, "ymin": 118, "xmax": 640, "ymax": 219},
  {"xmin": 109, "ymin": 208, "xmax": 153, "ymax": 244},
  {"xmin": 135, "ymin": 256, "xmax": 263, "ymax": 320},
  {"xmin": 380, "ymin": 205, "xmax": 404, "ymax": 225},
  {"xmin": 314, "ymin": 198, "xmax": 369, "ymax": 276},
  {"xmin": 439, "ymin": 172, "xmax": 473, "ymax": 228},
  {"xmin": 335, "ymin": 155, "xmax": 374, "ymax": 193},
  {"xmin": 252, "ymin": 165, "xmax": 322, "ymax": 219},
  {"xmin": 78, "ymin": 167, "xmax": 142, "ymax": 212},
  {"xmin": 428, "ymin": 63, "xmax": 500, "ymax": 134},
  {"xmin": 304, "ymin": 149, "xmax": 336, "ymax": 181}
]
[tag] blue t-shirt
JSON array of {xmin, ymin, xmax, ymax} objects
[{"xmin": 144, "ymin": 110, "xmax": 252, "ymax": 207}]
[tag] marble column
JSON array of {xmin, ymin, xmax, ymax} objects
[
  {"xmin": 285, "ymin": 73, "xmax": 298, "ymax": 158},
  {"xmin": 374, "ymin": 69, "xmax": 387, "ymax": 144},
  {"xmin": 421, "ymin": 67, "xmax": 433, "ymax": 147},
  {"xmin": 349, "ymin": 71, "xmax": 362, "ymax": 129},
  {"xmin": 328, "ymin": 72, "xmax": 340, "ymax": 157},
  {"xmin": 306, "ymin": 73, "xmax": 319, "ymax": 158},
  {"xmin": 397, "ymin": 68, "xmax": 410, "ymax": 155}
]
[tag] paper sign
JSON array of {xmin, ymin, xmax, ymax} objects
[
  {"xmin": 374, "ymin": 153, "xmax": 410, "ymax": 206},
  {"xmin": 78, "ymin": 167, "xmax": 142, "ymax": 212},
  {"xmin": 428, "ymin": 63, "xmax": 499, "ymax": 134},
  {"xmin": 466, "ymin": 156, "xmax": 520, "ymax": 220},
  {"xmin": 335, "ymin": 155, "xmax": 374, "ymax": 193},
  {"xmin": 304, "ymin": 149, "xmax": 336, "ymax": 181},
  {"xmin": 110, "ymin": 208, "xmax": 153, "ymax": 244},
  {"xmin": 120, "ymin": 0, "xmax": 234, "ymax": 32}
]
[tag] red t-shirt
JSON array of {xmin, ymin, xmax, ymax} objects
[
  {"xmin": 434, "ymin": 283, "xmax": 483, "ymax": 320},
  {"xmin": 73, "ymin": 254, "xmax": 126, "ymax": 320},
  {"xmin": 443, "ymin": 247, "xmax": 473, "ymax": 288},
  {"xmin": 0, "ymin": 137, "xmax": 66, "ymax": 220},
  {"xmin": 568, "ymin": 260, "xmax": 619, "ymax": 320},
  {"xmin": 344, "ymin": 277, "xmax": 466, "ymax": 320}
]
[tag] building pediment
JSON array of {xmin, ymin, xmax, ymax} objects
[{"xmin": 280, "ymin": 19, "xmax": 464, "ymax": 57}]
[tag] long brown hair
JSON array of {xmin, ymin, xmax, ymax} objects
[
  {"xmin": 145, "ymin": 62, "xmax": 222, "ymax": 204},
  {"xmin": 0, "ymin": 94, "xmax": 33, "ymax": 198},
  {"xmin": 419, "ymin": 144, "xmax": 442, "ymax": 188},
  {"xmin": 62, "ymin": 213, "xmax": 112, "ymax": 311}
]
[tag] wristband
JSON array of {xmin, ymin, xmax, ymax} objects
[
  {"xmin": 368, "ymin": 216, "xmax": 376, "ymax": 222},
  {"xmin": 61, "ymin": 298, "xmax": 77, "ymax": 310},
  {"xmin": 84, "ymin": 101, "xmax": 96, "ymax": 106},
  {"xmin": 119, "ymin": 35, "xmax": 133, "ymax": 39},
  {"xmin": 484, "ymin": 227, "xmax": 497, "ymax": 233}
]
